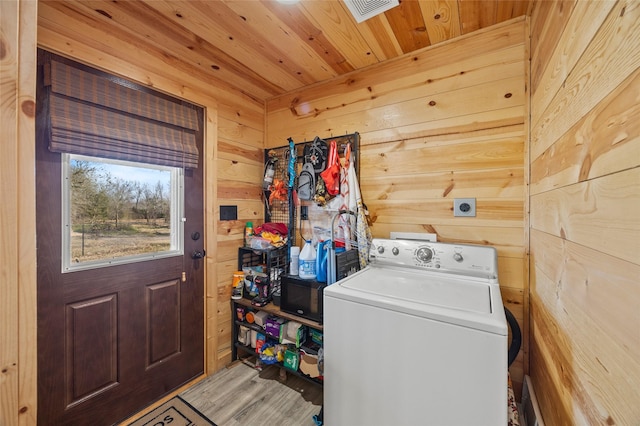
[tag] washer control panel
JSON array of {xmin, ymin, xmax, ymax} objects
[{"xmin": 369, "ymin": 238, "xmax": 498, "ymax": 280}]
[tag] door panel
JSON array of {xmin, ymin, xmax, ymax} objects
[
  {"xmin": 147, "ymin": 279, "xmax": 181, "ymax": 365},
  {"xmin": 65, "ymin": 294, "xmax": 118, "ymax": 408},
  {"xmin": 36, "ymin": 53, "xmax": 205, "ymax": 425}
]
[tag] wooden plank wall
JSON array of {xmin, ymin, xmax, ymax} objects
[
  {"xmin": 0, "ymin": 1, "xmax": 37, "ymax": 426},
  {"xmin": 35, "ymin": 1, "xmax": 266, "ymax": 377},
  {"xmin": 266, "ymin": 18, "xmax": 528, "ymax": 397},
  {"xmin": 529, "ymin": 0, "xmax": 640, "ymax": 424},
  {"xmin": 1, "ymin": 2, "xmax": 38, "ymax": 425}
]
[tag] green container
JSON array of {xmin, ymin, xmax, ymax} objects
[
  {"xmin": 283, "ymin": 348, "xmax": 299, "ymax": 372},
  {"xmin": 309, "ymin": 328, "xmax": 323, "ymax": 346}
]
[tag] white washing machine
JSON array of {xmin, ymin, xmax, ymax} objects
[{"xmin": 323, "ymin": 238, "xmax": 508, "ymax": 426}]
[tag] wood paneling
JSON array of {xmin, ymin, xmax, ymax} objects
[
  {"xmin": 531, "ymin": 68, "xmax": 640, "ymax": 194},
  {"xmin": 300, "ymin": 1, "xmax": 380, "ymax": 69},
  {"xmin": 1, "ymin": 2, "xmax": 20, "ymax": 423},
  {"xmin": 1, "ymin": 1, "xmax": 38, "ymax": 425},
  {"xmin": 531, "ymin": 230, "xmax": 640, "ymax": 360},
  {"xmin": 529, "ymin": 0, "xmax": 576, "ymax": 95},
  {"xmin": 384, "ymin": 0, "xmax": 431, "ymax": 53},
  {"xmin": 35, "ymin": 0, "xmax": 529, "ymax": 101},
  {"xmin": 531, "ymin": 168, "xmax": 640, "ymax": 264},
  {"xmin": 529, "ymin": 0, "xmax": 640, "ymax": 424},
  {"xmin": 267, "ymin": 20, "xmax": 526, "ymax": 120},
  {"xmin": 419, "ymin": 0, "xmax": 461, "ymax": 45},
  {"xmin": 267, "ymin": 18, "xmax": 528, "ymax": 395},
  {"xmin": 531, "ymin": 0, "xmax": 640, "ymax": 160},
  {"xmin": 459, "ymin": 0, "xmax": 497, "ymax": 35},
  {"xmin": 530, "ymin": 1, "xmax": 615, "ymax": 132}
]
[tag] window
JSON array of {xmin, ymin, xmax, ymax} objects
[{"xmin": 62, "ymin": 154, "xmax": 184, "ymax": 272}]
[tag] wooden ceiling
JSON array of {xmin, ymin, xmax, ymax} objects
[{"xmin": 39, "ymin": 0, "xmax": 531, "ymax": 102}]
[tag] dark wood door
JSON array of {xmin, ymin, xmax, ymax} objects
[{"xmin": 35, "ymin": 59, "xmax": 205, "ymax": 426}]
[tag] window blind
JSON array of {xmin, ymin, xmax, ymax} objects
[{"xmin": 47, "ymin": 59, "xmax": 200, "ymax": 169}]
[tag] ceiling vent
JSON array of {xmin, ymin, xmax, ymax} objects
[{"xmin": 343, "ymin": 0, "xmax": 400, "ymax": 23}]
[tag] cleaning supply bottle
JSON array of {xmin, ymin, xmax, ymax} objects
[
  {"xmin": 298, "ymin": 240, "xmax": 316, "ymax": 280},
  {"xmin": 316, "ymin": 241, "xmax": 328, "ymax": 283},
  {"xmin": 290, "ymin": 246, "xmax": 300, "ymax": 275},
  {"xmin": 244, "ymin": 222, "xmax": 253, "ymax": 246},
  {"xmin": 231, "ymin": 271, "xmax": 244, "ymax": 300}
]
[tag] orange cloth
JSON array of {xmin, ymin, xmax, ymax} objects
[
  {"xmin": 269, "ymin": 178, "xmax": 287, "ymax": 204},
  {"xmin": 260, "ymin": 231, "xmax": 286, "ymax": 247}
]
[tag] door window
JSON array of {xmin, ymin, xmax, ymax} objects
[{"xmin": 62, "ymin": 153, "xmax": 184, "ymax": 272}]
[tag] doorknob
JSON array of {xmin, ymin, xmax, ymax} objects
[{"xmin": 191, "ymin": 249, "xmax": 206, "ymax": 259}]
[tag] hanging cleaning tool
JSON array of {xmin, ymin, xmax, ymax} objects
[
  {"xmin": 287, "ymin": 137, "xmax": 296, "ymax": 189},
  {"xmin": 262, "ymin": 150, "xmax": 280, "ymax": 218},
  {"xmin": 262, "ymin": 151, "xmax": 278, "ymax": 191}
]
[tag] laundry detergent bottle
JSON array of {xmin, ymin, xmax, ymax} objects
[
  {"xmin": 298, "ymin": 240, "xmax": 317, "ymax": 280},
  {"xmin": 316, "ymin": 240, "xmax": 328, "ymax": 283}
]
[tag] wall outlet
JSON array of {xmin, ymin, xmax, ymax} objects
[{"xmin": 454, "ymin": 198, "xmax": 476, "ymax": 217}]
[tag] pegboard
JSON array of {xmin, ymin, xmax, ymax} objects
[{"xmin": 263, "ymin": 132, "xmax": 360, "ymax": 248}]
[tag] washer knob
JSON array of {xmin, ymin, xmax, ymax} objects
[
  {"xmin": 392, "ymin": 247, "xmax": 399, "ymax": 255},
  {"xmin": 453, "ymin": 252, "xmax": 463, "ymax": 262},
  {"xmin": 416, "ymin": 247, "xmax": 433, "ymax": 262},
  {"xmin": 377, "ymin": 246, "xmax": 385, "ymax": 254}
]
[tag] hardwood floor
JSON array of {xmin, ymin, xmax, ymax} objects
[{"xmin": 180, "ymin": 358, "xmax": 323, "ymax": 426}]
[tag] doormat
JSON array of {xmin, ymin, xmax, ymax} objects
[{"xmin": 127, "ymin": 395, "xmax": 216, "ymax": 426}]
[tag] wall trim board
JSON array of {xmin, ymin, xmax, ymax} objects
[{"xmin": 1, "ymin": 1, "xmax": 38, "ymax": 425}]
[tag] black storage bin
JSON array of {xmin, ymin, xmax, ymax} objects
[
  {"xmin": 238, "ymin": 246, "xmax": 287, "ymax": 299},
  {"xmin": 335, "ymin": 249, "xmax": 360, "ymax": 282}
]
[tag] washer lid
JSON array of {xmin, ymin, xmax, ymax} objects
[
  {"xmin": 340, "ymin": 266, "xmax": 490, "ymax": 313},
  {"xmin": 326, "ymin": 265, "xmax": 506, "ymax": 335}
]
